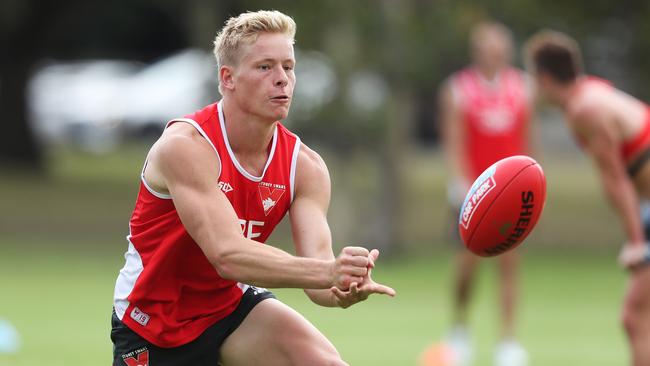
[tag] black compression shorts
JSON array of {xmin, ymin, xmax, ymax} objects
[{"xmin": 111, "ymin": 286, "xmax": 275, "ymax": 366}]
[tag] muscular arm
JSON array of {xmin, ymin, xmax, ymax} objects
[
  {"xmin": 523, "ymin": 72, "xmax": 541, "ymax": 159},
  {"xmin": 571, "ymin": 109, "xmax": 645, "ymax": 245},
  {"xmin": 290, "ymin": 145, "xmax": 395, "ymax": 307},
  {"xmin": 289, "ymin": 146, "xmax": 339, "ymax": 306},
  {"xmin": 145, "ymin": 124, "xmax": 367, "ymax": 290}
]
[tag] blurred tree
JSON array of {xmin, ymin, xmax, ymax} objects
[
  {"xmin": 0, "ymin": 0, "xmax": 188, "ymax": 171},
  {"xmin": 0, "ymin": 0, "xmax": 58, "ymax": 170},
  {"xmin": 4, "ymin": 0, "xmax": 650, "ymax": 247}
]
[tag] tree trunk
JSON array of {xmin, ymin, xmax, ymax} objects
[
  {"xmin": 0, "ymin": 0, "xmax": 68, "ymax": 171},
  {"xmin": 0, "ymin": 25, "xmax": 44, "ymax": 170}
]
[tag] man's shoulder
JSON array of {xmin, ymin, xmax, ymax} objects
[
  {"xmin": 181, "ymin": 102, "xmax": 219, "ymax": 124},
  {"xmin": 566, "ymin": 95, "xmax": 610, "ymax": 132},
  {"xmin": 154, "ymin": 124, "xmax": 216, "ymax": 168},
  {"xmin": 291, "ymin": 142, "xmax": 330, "ymax": 200},
  {"xmin": 568, "ymin": 88, "xmax": 609, "ymax": 120},
  {"xmin": 447, "ymin": 67, "xmax": 471, "ymax": 84},
  {"xmin": 293, "ymin": 142, "xmax": 329, "ymax": 190},
  {"xmin": 162, "ymin": 122, "xmax": 206, "ymax": 143},
  {"xmin": 296, "ymin": 142, "xmax": 326, "ymax": 172}
]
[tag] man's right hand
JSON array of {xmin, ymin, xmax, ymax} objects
[
  {"xmin": 618, "ymin": 242, "xmax": 650, "ymax": 270},
  {"xmin": 331, "ymin": 246, "xmax": 372, "ymax": 290}
]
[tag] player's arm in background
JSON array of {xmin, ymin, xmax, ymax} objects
[
  {"xmin": 289, "ymin": 144, "xmax": 396, "ymax": 308},
  {"xmin": 523, "ymin": 71, "xmax": 542, "ymax": 159},
  {"xmin": 570, "ymin": 107, "xmax": 647, "ymax": 268},
  {"xmin": 144, "ymin": 123, "xmax": 371, "ymax": 290},
  {"xmin": 440, "ymin": 78, "xmax": 470, "ymax": 204}
]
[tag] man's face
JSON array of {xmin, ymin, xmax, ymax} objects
[
  {"xmin": 472, "ymin": 31, "xmax": 511, "ymax": 71},
  {"xmin": 225, "ymin": 32, "xmax": 296, "ymax": 122},
  {"xmin": 534, "ymin": 71, "xmax": 560, "ymax": 105}
]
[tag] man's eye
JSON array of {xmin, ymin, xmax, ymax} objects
[
  {"xmin": 259, "ymin": 64, "xmax": 270, "ymax": 70},
  {"xmin": 283, "ymin": 65, "xmax": 294, "ymax": 71}
]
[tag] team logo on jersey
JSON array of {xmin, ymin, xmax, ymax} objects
[
  {"xmin": 122, "ymin": 347, "xmax": 149, "ymax": 366},
  {"xmin": 478, "ymin": 107, "xmax": 515, "ymax": 134},
  {"xmin": 258, "ymin": 182, "xmax": 286, "ymax": 216},
  {"xmin": 218, "ymin": 181, "xmax": 233, "ymax": 193}
]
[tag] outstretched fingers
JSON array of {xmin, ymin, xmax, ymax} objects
[
  {"xmin": 363, "ymin": 249, "xmax": 395, "ymax": 296},
  {"xmin": 360, "ymin": 281, "xmax": 396, "ymax": 297}
]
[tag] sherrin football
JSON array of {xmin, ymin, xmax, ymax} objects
[{"xmin": 458, "ymin": 155, "xmax": 546, "ymax": 257}]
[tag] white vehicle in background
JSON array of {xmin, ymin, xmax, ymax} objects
[
  {"xmin": 120, "ymin": 49, "xmax": 217, "ymax": 139},
  {"xmin": 28, "ymin": 59, "xmax": 138, "ymax": 152},
  {"xmin": 28, "ymin": 49, "xmax": 216, "ymax": 153}
]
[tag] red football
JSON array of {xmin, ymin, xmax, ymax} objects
[{"xmin": 458, "ymin": 155, "xmax": 546, "ymax": 257}]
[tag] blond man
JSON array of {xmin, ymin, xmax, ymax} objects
[{"xmin": 110, "ymin": 10, "xmax": 394, "ymax": 366}]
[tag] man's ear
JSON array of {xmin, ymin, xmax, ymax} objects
[
  {"xmin": 535, "ymin": 72, "xmax": 552, "ymax": 91},
  {"xmin": 220, "ymin": 65, "xmax": 235, "ymax": 91},
  {"xmin": 539, "ymin": 71, "xmax": 555, "ymax": 86}
]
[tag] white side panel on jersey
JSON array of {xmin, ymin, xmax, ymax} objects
[
  {"xmin": 237, "ymin": 282, "xmax": 250, "ymax": 294},
  {"xmin": 114, "ymin": 237, "xmax": 144, "ymax": 320},
  {"xmin": 218, "ymin": 100, "xmax": 278, "ymax": 182},
  {"xmin": 141, "ymin": 168, "xmax": 172, "ymax": 199},
  {"xmin": 139, "ymin": 148, "xmax": 172, "ymax": 199},
  {"xmin": 289, "ymin": 137, "xmax": 301, "ymax": 202}
]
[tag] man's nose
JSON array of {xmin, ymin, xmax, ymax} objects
[{"xmin": 274, "ymin": 66, "xmax": 288, "ymax": 87}]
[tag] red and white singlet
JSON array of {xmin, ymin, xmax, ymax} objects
[
  {"xmin": 451, "ymin": 67, "xmax": 531, "ymax": 179},
  {"xmin": 113, "ymin": 101, "xmax": 301, "ymax": 347},
  {"xmin": 573, "ymin": 76, "xmax": 650, "ymax": 163}
]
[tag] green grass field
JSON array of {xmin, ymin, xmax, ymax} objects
[{"xmin": 0, "ymin": 146, "xmax": 631, "ymax": 365}]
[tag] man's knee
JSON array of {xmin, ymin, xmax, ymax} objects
[
  {"xmin": 288, "ymin": 340, "xmax": 347, "ymax": 366},
  {"xmin": 623, "ymin": 269, "xmax": 650, "ymax": 337},
  {"xmin": 621, "ymin": 293, "xmax": 650, "ymax": 338},
  {"xmin": 317, "ymin": 354, "xmax": 348, "ymax": 366},
  {"xmin": 621, "ymin": 304, "xmax": 639, "ymax": 337}
]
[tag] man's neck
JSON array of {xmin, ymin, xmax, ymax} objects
[
  {"xmin": 556, "ymin": 80, "xmax": 580, "ymax": 111},
  {"xmin": 221, "ymin": 99, "xmax": 277, "ymax": 156},
  {"xmin": 475, "ymin": 64, "xmax": 504, "ymax": 82}
]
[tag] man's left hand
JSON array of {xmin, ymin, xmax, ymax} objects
[{"xmin": 330, "ymin": 249, "xmax": 396, "ymax": 309}]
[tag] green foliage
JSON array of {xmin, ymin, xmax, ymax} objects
[{"xmin": 0, "ymin": 131, "xmax": 631, "ymax": 366}]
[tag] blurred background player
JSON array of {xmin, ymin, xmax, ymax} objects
[
  {"xmin": 435, "ymin": 21, "xmax": 534, "ymax": 366},
  {"xmin": 525, "ymin": 30, "xmax": 650, "ymax": 366}
]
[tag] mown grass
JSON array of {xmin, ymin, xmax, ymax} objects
[{"xmin": 0, "ymin": 145, "xmax": 630, "ymax": 365}]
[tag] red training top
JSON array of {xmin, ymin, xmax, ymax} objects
[
  {"xmin": 574, "ymin": 76, "xmax": 650, "ymax": 162},
  {"xmin": 113, "ymin": 101, "xmax": 301, "ymax": 347},
  {"xmin": 451, "ymin": 67, "xmax": 531, "ymax": 179}
]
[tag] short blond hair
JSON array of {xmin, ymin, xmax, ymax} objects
[{"xmin": 213, "ymin": 10, "xmax": 296, "ymax": 68}]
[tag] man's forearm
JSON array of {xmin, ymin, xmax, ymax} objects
[
  {"xmin": 213, "ymin": 239, "xmax": 334, "ymax": 289},
  {"xmin": 603, "ymin": 174, "xmax": 644, "ymax": 243},
  {"xmin": 304, "ymin": 288, "xmax": 339, "ymax": 307}
]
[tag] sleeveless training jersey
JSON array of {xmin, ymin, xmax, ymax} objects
[
  {"xmin": 113, "ymin": 101, "xmax": 301, "ymax": 348},
  {"xmin": 573, "ymin": 76, "xmax": 650, "ymax": 163},
  {"xmin": 451, "ymin": 67, "xmax": 531, "ymax": 179}
]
